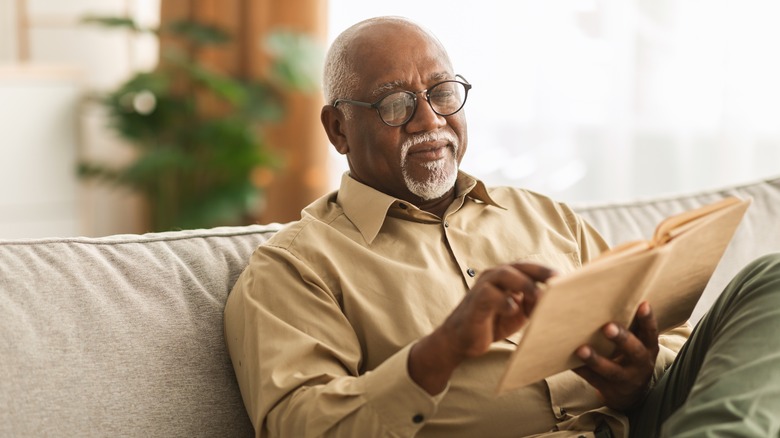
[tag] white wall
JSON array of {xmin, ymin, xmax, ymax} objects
[
  {"xmin": 0, "ymin": 0, "xmax": 159, "ymax": 239},
  {"xmin": 0, "ymin": 1, "xmax": 15, "ymax": 61},
  {"xmin": 0, "ymin": 66, "xmax": 81, "ymax": 238}
]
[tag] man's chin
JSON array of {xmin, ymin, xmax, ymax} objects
[{"xmin": 403, "ymin": 162, "xmax": 459, "ymax": 201}]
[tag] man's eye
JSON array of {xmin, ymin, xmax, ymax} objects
[
  {"xmin": 431, "ymin": 90, "xmax": 454, "ymax": 100},
  {"xmin": 379, "ymin": 93, "xmax": 413, "ymax": 120},
  {"xmin": 382, "ymin": 93, "xmax": 409, "ymax": 107},
  {"xmin": 431, "ymin": 90, "xmax": 457, "ymax": 107}
]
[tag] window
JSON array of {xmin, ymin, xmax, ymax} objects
[{"xmin": 326, "ymin": 0, "xmax": 780, "ymax": 203}]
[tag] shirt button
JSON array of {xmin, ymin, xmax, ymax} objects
[
  {"xmin": 412, "ymin": 413, "xmax": 424, "ymax": 424},
  {"xmin": 443, "ymin": 221, "xmax": 449, "ymax": 228},
  {"xmin": 398, "ymin": 203, "xmax": 407, "ymax": 209},
  {"xmin": 467, "ymin": 268, "xmax": 476, "ymax": 277}
]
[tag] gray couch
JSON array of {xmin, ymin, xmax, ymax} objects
[{"xmin": 2, "ymin": 176, "xmax": 779, "ymax": 437}]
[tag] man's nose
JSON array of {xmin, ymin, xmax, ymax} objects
[{"xmin": 405, "ymin": 94, "xmax": 445, "ymax": 133}]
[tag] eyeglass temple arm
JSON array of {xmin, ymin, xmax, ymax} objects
[{"xmin": 333, "ymin": 99, "xmax": 375, "ymax": 109}]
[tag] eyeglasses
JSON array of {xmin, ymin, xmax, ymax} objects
[{"xmin": 333, "ymin": 75, "xmax": 472, "ymax": 127}]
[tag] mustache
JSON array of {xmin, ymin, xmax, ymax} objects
[{"xmin": 400, "ymin": 131, "xmax": 459, "ymax": 161}]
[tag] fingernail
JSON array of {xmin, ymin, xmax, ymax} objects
[
  {"xmin": 577, "ymin": 346, "xmax": 591, "ymax": 359},
  {"xmin": 604, "ymin": 323, "xmax": 619, "ymax": 338}
]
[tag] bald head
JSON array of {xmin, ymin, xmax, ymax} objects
[{"xmin": 322, "ymin": 17, "xmax": 452, "ymax": 111}]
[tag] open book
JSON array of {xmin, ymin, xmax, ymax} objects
[{"xmin": 496, "ymin": 196, "xmax": 751, "ymax": 393}]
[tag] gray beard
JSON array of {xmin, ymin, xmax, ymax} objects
[{"xmin": 400, "ymin": 131, "xmax": 459, "ymax": 201}]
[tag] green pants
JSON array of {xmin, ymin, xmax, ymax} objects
[{"xmin": 630, "ymin": 253, "xmax": 780, "ymax": 437}]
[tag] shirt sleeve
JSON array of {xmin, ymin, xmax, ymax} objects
[
  {"xmin": 224, "ymin": 244, "xmax": 445, "ymax": 438},
  {"xmin": 558, "ymin": 202, "xmax": 611, "ymax": 265},
  {"xmin": 655, "ymin": 322, "xmax": 693, "ymax": 380}
]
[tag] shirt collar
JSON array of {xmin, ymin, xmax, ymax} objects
[{"xmin": 337, "ymin": 171, "xmax": 504, "ymax": 244}]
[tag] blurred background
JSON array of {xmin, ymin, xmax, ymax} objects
[{"xmin": 1, "ymin": 0, "xmax": 779, "ymax": 239}]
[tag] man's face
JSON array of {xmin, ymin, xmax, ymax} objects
[{"xmin": 338, "ymin": 24, "xmax": 468, "ymax": 205}]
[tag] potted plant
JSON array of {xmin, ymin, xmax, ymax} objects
[{"xmin": 80, "ymin": 16, "xmax": 319, "ymax": 231}]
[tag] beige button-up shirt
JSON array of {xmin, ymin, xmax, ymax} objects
[{"xmin": 224, "ymin": 172, "xmax": 690, "ymax": 437}]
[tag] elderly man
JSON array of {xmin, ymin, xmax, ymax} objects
[{"xmin": 225, "ymin": 16, "xmax": 780, "ymax": 437}]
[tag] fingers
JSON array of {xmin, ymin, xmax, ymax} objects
[
  {"xmin": 479, "ymin": 264, "xmax": 542, "ymax": 293},
  {"xmin": 633, "ymin": 302, "xmax": 660, "ymax": 353},
  {"xmin": 597, "ymin": 322, "xmax": 653, "ymax": 365},
  {"xmin": 601, "ymin": 303, "xmax": 659, "ymax": 360},
  {"xmin": 477, "ymin": 263, "xmax": 556, "ymax": 315},
  {"xmin": 508, "ymin": 262, "xmax": 557, "ymax": 283},
  {"xmin": 575, "ymin": 322, "xmax": 647, "ymax": 378},
  {"xmin": 575, "ymin": 344, "xmax": 624, "ymax": 383},
  {"xmin": 511, "ymin": 262, "xmax": 556, "ymax": 313},
  {"xmin": 454, "ymin": 262, "xmax": 554, "ymax": 343},
  {"xmin": 574, "ymin": 342, "xmax": 645, "ymax": 411},
  {"xmin": 478, "ymin": 283, "xmax": 521, "ymax": 318},
  {"xmin": 573, "ymin": 352, "xmax": 610, "ymax": 398},
  {"xmin": 573, "ymin": 303, "xmax": 660, "ymax": 410}
]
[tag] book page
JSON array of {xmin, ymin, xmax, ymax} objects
[
  {"xmin": 644, "ymin": 198, "xmax": 751, "ymax": 331},
  {"xmin": 496, "ymin": 196, "xmax": 751, "ymax": 394},
  {"xmin": 585, "ymin": 240, "xmax": 651, "ymax": 267},
  {"xmin": 652, "ymin": 197, "xmax": 743, "ymax": 245}
]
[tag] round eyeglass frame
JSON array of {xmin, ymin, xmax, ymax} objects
[{"xmin": 333, "ymin": 74, "xmax": 472, "ymax": 127}]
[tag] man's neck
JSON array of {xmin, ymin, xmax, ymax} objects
[{"xmin": 416, "ymin": 189, "xmax": 456, "ymax": 218}]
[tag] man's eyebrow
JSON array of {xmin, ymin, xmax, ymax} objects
[
  {"xmin": 371, "ymin": 80, "xmax": 405, "ymax": 98},
  {"xmin": 429, "ymin": 71, "xmax": 450, "ymax": 82},
  {"xmin": 370, "ymin": 72, "xmax": 452, "ymax": 98}
]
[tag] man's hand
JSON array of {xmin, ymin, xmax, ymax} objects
[
  {"xmin": 573, "ymin": 302, "xmax": 660, "ymax": 411},
  {"xmin": 409, "ymin": 262, "xmax": 555, "ymax": 395},
  {"xmin": 440, "ymin": 262, "xmax": 555, "ymax": 358}
]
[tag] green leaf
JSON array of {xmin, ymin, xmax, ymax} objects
[
  {"xmin": 189, "ymin": 65, "xmax": 247, "ymax": 105},
  {"xmin": 117, "ymin": 148, "xmax": 194, "ymax": 188},
  {"xmin": 242, "ymin": 83, "xmax": 284, "ymax": 121},
  {"xmin": 81, "ymin": 16, "xmax": 153, "ymax": 33},
  {"xmin": 77, "ymin": 162, "xmax": 122, "ymax": 182},
  {"xmin": 163, "ymin": 19, "xmax": 232, "ymax": 45},
  {"xmin": 264, "ymin": 31, "xmax": 323, "ymax": 92},
  {"xmin": 178, "ymin": 182, "xmax": 259, "ymax": 229}
]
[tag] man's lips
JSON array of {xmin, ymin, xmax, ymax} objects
[{"xmin": 406, "ymin": 142, "xmax": 453, "ymax": 160}]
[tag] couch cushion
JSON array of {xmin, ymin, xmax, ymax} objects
[
  {"xmin": 573, "ymin": 176, "xmax": 780, "ymax": 323},
  {"xmin": 0, "ymin": 224, "xmax": 282, "ymax": 437}
]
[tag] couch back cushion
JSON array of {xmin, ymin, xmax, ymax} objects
[
  {"xmin": 0, "ymin": 224, "xmax": 282, "ymax": 437},
  {"xmin": 574, "ymin": 176, "xmax": 780, "ymax": 323}
]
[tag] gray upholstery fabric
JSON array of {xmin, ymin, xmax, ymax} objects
[
  {"xmin": 0, "ymin": 177, "xmax": 777, "ymax": 437},
  {"xmin": 0, "ymin": 225, "xmax": 282, "ymax": 437},
  {"xmin": 574, "ymin": 176, "xmax": 780, "ymax": 323}
]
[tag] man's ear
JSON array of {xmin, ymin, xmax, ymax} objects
[{"xmin": 321, "ymin": 105, "xmax": 350, "ymax": 155}]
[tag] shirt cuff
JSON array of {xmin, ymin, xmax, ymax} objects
[{"xmin": 362, "ymin": 343, "xmax": 447, "ymax": 435}]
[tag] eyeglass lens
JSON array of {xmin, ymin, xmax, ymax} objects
[{"xmin": 378, "ymin": 81, "xmax": 467, "ymax": 126}]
